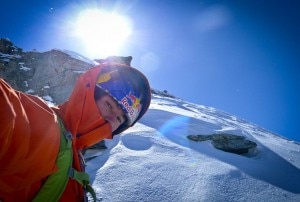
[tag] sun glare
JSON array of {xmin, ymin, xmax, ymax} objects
[{"xmin": 74, "ymin": 9, "xmax": 132, "ymax": 58}]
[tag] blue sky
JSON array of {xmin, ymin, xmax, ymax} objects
[{"xmin": 1, "ymin": 0, "xmax": 299, "ymax": 142}]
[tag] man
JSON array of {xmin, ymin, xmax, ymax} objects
[{"xmin": 0, "ymin": 62, "xmax": 151, "ymax": 201}]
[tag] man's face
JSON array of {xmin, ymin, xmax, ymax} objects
[{"xmin": 96, "ymin": 94, "xmax": 127, "ymax": 132}]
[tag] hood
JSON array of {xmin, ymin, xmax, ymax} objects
[
  {"xmin": 52, "ymin": 65, "xmax": 112, "ymax": 150},
  {"xmin": 52, "ymin": 63, "xmax": 151, "ymax": 150}
]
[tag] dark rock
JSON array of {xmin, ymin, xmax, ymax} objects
[
  {"xmin": 187, "ymin": 134, "xmax": 212, "ymax": 141},
  {"xmin": 211, "ymin": 134, "xmax": 257, "ymax": 154},
  {"xmin": 187, "ymin": 133, "xmax": 257, "ymax": 155},
  {"xmin": 151, "ymin": 89, "xmax": 177, "ymax": 98}
]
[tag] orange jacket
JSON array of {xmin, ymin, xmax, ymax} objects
[
  {"xmin": 0, "ymin": 65, "xmax": 113, "ymax": 201},
  {"xmin": 0, "ymin": 78, "xmax": 61, "ymax": 201}
]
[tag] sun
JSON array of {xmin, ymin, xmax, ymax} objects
[{"xmin": 74, "ymin": 9, "xmax": 132, "ymax": 58}]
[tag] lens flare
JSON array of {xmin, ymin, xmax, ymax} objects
[
  {"xmin": 159, "ymin": 115, "xmax": 191, "ymax": 147},
  {"xmin": 158, "ymin": 115, "xmax": 207, "ymax": 168}
]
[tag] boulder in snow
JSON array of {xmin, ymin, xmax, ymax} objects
[{"xmin": 187, "ymin": 133, "xmax": 257, "ymax": 154}]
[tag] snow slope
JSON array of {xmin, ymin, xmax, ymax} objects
[{"xmin": 85, "ymin": 94, "xmax": 300, "ymax": 202}]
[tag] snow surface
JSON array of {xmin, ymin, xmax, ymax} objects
[
  {"xmin": 85, "ymin": 94, "xmax": 300, "ymax": 202},
  {"xmin": 0, "ymin": 52, "xmax": 21, "ymax": 62},
  {"xmin": 18, "ymin": 62, "xmax": 31, "ymax": 71}
]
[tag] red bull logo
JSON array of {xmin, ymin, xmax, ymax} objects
[
  {"xmin": 127, "ymin": 93, "xmax": 141, "ymax": 112},
  {"xmin": 121, "ymin": 97, "xmax": 135, "ymax": 115},
  {"xmin": 120, "ymin": 93, "xmax": 141, "ymax": 115},
  {"xmin": 120, "ymin": 92, "xmax": 141, "ymax": 124}
]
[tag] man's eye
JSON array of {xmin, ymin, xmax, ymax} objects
[
  {"xmin": 117, "ymin": 116, "xmax": 122, "ymax": 123},
  {"xmin": 106, "ymin": 102, "xmax": 112, "ymax": 109}
]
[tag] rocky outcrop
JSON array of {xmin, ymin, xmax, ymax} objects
[
  {"xmin": 0, "ymin": 38, "xmax": 22, "ymax": 54},
  {"xmin": 95, "ymin": 56, "xmax": 132, "ymax": 66},
  {"xmin": 151, "ymin": 89, "xmax": 177, "ymax": 99},
  {"xmin": 187, "ymin": 133, "xmax": 257, "ymax": 154},
  {"xmin": 0, "ymin": 38, "xmax": 96, "ymax": 104}
]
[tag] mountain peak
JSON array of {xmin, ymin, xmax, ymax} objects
[{"xmin": 0, "ymin": 38, "xmax": 22, "ymax": 54}]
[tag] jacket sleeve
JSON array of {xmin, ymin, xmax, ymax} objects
[
  {"xmin": 0, "ymin": 79, "xmax": 26, "ymax": 160},
  {"xmin": 0, "ymin": 79, "xmax": 61, "ymax": 201},
  {"xmin": 0, "ymin": 79, "xmax": 32, "ymax": 191},
  {"xmin": 0, "ymin": 79, "xmax": 15, "ymax": 157}
]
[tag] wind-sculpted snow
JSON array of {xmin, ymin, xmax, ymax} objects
[{"xmin": 85, "ymin": 94, "xmax": 300, "ymax": 202}]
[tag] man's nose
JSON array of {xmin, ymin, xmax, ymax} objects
[{"xmin": 108, "ymin": 110, "xmax": 117, "ymax": 121}]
